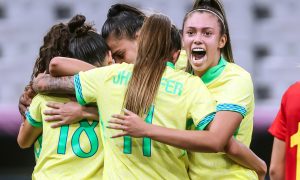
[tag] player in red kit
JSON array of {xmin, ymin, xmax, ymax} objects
[{"xmin": 269, "ymin": 81, "xmax": 300, "ymax": 180}]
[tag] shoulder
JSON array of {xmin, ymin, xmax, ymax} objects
[
  {"xmin": 84, "ymin": 63, "xmax": 132, "ymax": 73},
  {"xmin": 215, "ymin": 63, "xmax": 254, "ymax": 103},
  {"xmin": 175, "ymin": 50, "xmax": 188, "ymax": 71},
  {"xmin": 285, "ymin": 81, "xmax": 300, "ymax": 95},
  {"xmin": 32, "ymin": 94, "xmax": 69, "ymax": 105},
  {"xmin": 167, "ymin": 67, "xmax": 202, "ymax": 85},
  {"xmin": 79, "ymin": 63, "xmax": 133, "ymax": 81},
  {"xmin": 225, "ymin": 63, "xmax": 252, "ymax": 81},
  {"xmin": 165, "ymin": 67, "xmax": 208, "ymax": 97},
  {"xmin": 31, "ymin": 94, "xmax": 46, "ymax": 104},
  {"xmin": 282, "ymin": 81, "xmax": 300, "ymax": 101},
  {"xmin": 220, "ymin": 63, "xmax": 253, "ymax": 93}
]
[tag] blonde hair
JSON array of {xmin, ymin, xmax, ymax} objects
[{"xmin": 124, "ymin": 14, "xmax": 175, "ymax": 116}]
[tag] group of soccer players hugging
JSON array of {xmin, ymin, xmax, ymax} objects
[{"xmin": 17, "ymin": 0, "xmax": 299, "ymax": 179}]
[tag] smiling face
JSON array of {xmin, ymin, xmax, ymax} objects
[
  {"xmin": 183, "ymin": 11, "xmax": 227, "ymax": 77},
  {"xmin": 106, "ymin": 35, "xmax": 138, "ymax": 64}
]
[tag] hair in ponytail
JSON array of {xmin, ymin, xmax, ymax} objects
[
  {"xmin": 31, "ymin": 14, "xmax": 110, "ymax": 79},
  {"xmin": 68, "ymin": 14, "xmax": 110, "ymax": 66},
  {"xmin": 124, "ymin": 14, "xmax": 180, "ymax": 116},
  {"xmin": 101, "ymin": 4, "xmax": 146, "ymax": 40}
]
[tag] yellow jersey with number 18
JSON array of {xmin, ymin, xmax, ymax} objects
[
  {"xmin": 74, "ymin": 62, "xmax": 216, "ymax": 180},
  {"xmin": 26, "ymin": 94, "xmax": 103, "ymax": 180}
]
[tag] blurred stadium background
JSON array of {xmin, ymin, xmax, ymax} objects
[{"xmin": 0, "ymin": 0, "xmax": 299, "ymax": 179}]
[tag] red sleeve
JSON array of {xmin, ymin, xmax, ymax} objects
[{"xmin": 268, "ymin": 91, "xmax": 287, "ymax": 141}]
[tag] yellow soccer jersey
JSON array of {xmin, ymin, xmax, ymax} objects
[
  {"xmin": 26, "ymin": 94, "xmax": 103, "ymax": 180},
  {"xmin": 175, "ymin": 50, "xmax": 188, "ymax": 71},
  {"xmin": 188, "ymin": 57, "xmax": 257, "ymax": 180},
  {"xmin": 74, "ymin": 62, "xmax": 216, "ymax": 180},
  {"xmin": 33, "ymin": 135, "xmax": 42, "ymax": 161}
]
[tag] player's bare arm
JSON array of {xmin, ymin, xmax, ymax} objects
[{"xmin": 32, "ymin": 73, "xmax": 75, "ymax": 94}]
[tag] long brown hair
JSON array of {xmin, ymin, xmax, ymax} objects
[
  {"xmin": 184, "ymin": 0, "xmax": 234, "ymax": 73},
  {"xmin": 31, "ymin": 15, "xmax": 110, "ymax": 80},
  {"xmin": 31, "ymin": 23, "xmax": 70, "ymax": 80},
  {"xmin": 124, "ymin": 14, "xmax": 175, "ymax": 116}
]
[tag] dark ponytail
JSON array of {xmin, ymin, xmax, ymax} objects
[
  {"xmin": 101, "ymin": 4, "xmax": 146, "ymax": 40},
  {"xmin": 67, "ymin": 14, "xmax": 110, "ymax": 66}
]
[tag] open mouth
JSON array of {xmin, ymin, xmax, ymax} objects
[{"xmin": 192, "ymin": 48, "xmax": 206, "ymax": 60}]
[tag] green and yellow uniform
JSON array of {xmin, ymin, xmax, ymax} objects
[
  {"xmin": 74, "ymin": 62, "xmax": 216, "ymax": 180},
  {"xmin": 26, "ymin": 94, "xmax": 103, "ymax": 180},
  {"xmin": 33, "ymin": 135, "xmax": 42, "ymax": 161},
  {"xmin": 177, "ymin": 56, "xmax": 257, "ymax": 179}
]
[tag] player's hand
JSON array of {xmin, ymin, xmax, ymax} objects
[
  {"xmin": 108, "ymin": 109, "xmax": 148, "ymax": 138},
  {"xmin": 18, "ymin": 83, "xmax": 36, "ymax": 121},
  {"xmin": 44, "ymin": 101, "xmax": 84, "ymax": 128}
]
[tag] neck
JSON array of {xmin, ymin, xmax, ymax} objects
[
  {"xmin": 194, "ymin": 70, "xmax": 205, "ymax": 77},
  {"xmin": 194, "ymin": 54, "xmax": 221, "ymax": 77}
]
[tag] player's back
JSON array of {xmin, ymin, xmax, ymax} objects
[
  {"xmin": 27, "ymin": 94, "xmax": 103, "ymax": 180},
  {"xmin": 77, "ymin": 63, "xmax": 216, "ymax": 180}
]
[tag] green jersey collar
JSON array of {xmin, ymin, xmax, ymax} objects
[
  {"xmin": 166, "ymin": 61, "xmax": 175, "ymax": 69},
  {"xmin": 201, "ymin": 56, "xmax": 227, "ymax": 84}
]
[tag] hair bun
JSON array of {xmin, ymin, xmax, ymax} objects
[
  {"xmin": 193, "ymin": 0, "xmax": 212, "ymax": 8},
  {"xmin": 107, "ymin": 3, "xmax": 143, "ymax": 18},
  {"xmin": 68, "ymin": 14, "xmax": 92, "ymax": 37}
]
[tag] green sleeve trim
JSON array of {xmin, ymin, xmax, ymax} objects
[
  {"xmin": 217, "ymin": 103, "xmax": 247, "ymax": 118},
  {"xmin": 25, "ymin": 111, "xmax": 42, "ymax": 127},
  {"xmin": 196, "ymin": 112, "xmax": 216, "ymax": 130},
  {"xmin": 186, "ymin": 118, "xmax": 194, "ymax": 130},
  {"xmin": 166, "ymin": 61, "xmax": 175, "ymax": 69},
  {"xmin": 233, "ymin": 126, "xmax": 240, "ymax": 138},
  {"xmin": 34, "ymin": 135, "xmax": 43, "ymax": 159},
  {"xmin": 74, "ymin": 74, "xmax": 87, "ymax": 106},
  {"xmin": 195, "ymin": 111, "xmax": 240, "ymax": 137}
]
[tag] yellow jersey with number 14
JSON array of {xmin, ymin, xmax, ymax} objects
[
  {"xmin": 75, "ymin": 62, "xmax": 216, "ymax": 180},
  {"xmin": 26, "ymin": 94, "xmax": 103, "ymax": 180}
]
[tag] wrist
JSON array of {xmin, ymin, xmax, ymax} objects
[
  {"xmin": 79, "ymin": 105, "xmax": 86, "ymax": 119},
  {"xmin": 257, "ymin": 160, "xmax": 267, "ymax": 176},
  {"xmin": 144, "ymin": 124, "xmax": 154, "ymax": 138},
  {"xmin": 81, "ymin": 106, "xmax": 98, "ymax": 120}
]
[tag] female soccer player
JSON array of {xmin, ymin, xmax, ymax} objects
[
  {"xmin": 32, "ymin": 13, "xmax": 266, "ymax": 179},
  {"xmin": 107, "ymin": 0, "xmax": 266, "ymax": 179},
  {"xmin": 42, "ymin": 2, "xmax": 265, "ymax": 179},
  {"xmin": 269, "ymin": 81, "xmax": 300, "ymax": 180},
  {"xmin": 17, "ymin": 14, "xmax": 112, "ymax": 179},
  {"xmin": 18, "ymin": 3, "xmax": 145, "ymax": 118},
  {"xmin": 32, "ymin": 14, "xmax": 220, "ymax": 179}
]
